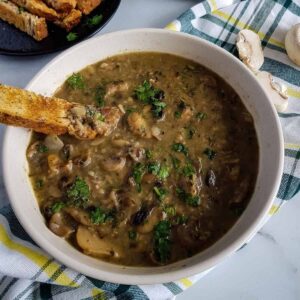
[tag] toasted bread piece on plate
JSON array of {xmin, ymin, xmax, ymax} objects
[
  {"xmin": 10, "ymin": 0, "xmax": 59, "ymax": 21},
  {"xmin": 0, "ymin": 0, "xmax": 48, "ymax": 41},
  {"xmin": 55, "ymin": 9, "xmax": 81, "ymax": 31},
  {"xmin": 43, "ymin": 0, "xmax": 76, "ymax": 13},
  {"xmin": 76, "ymin": 0, "xmax": 102, "ymax": 15}
]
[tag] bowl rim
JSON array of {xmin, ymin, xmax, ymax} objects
[{"xmin": 2, "ymin": 28, "xmax": 284, "ymax": 285}]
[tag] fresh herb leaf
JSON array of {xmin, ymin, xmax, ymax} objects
[
  {"xmin": 36, "ymin": 144, "xmax": 48, "ymax": 153},
  {"xmin": 95, "ymin": 112, "xmax": 105, "ymax": 122},
  {"xmin": 86, "ymin": 14, "xmax": 103, "ymax": 27},
  {"xmin": 132, "ymin": 163, "xmax": 146, "ymax": 192},
  {"xmin": 157, "ymin": 165, "xmax": 169, "ymax": 180},
  {"xmin": 51, "ymin": 202, "xmax": 65, "ymax": 213},
  {"xmin": 18, "ymin": 6, "xmax": 25, "ymax": 13},
  {"xmin": 67, "ymin": 73, "xmax": 85, "ymax": 89},
  {"xmin": 181, "ymin": 163, "xmax": 196, "ymax": 177},
  {"xmin": 153, "ymin": 186, "xmax": 167, "ymax": 201},
  {"xmin": 35, "ymin": 179, "xmax": 44, "ymax": 189},
  {"xmin": 147, "ymin": 161, "xmax": 160, "ymax": 175},
  {"xmin": 90, "ymin": 207, "xmax": 113, "ymax": 224},
  {"xmin": 175, "ymin": 215, "xmax": 188, "ymax": 225},
  {"xmin": 94, "ymin": 85, "xmax": 105, "ymax": 107},
  {"xmin": 126, "ymin": 107, "xmax": 137, "ymax": 114},
  {"xmin": 66, "ymin": 176, "xmax": 90, "ymax": 206},
  {"xmin": 174, "ymin": 111, "xmax": 181, "ymax": 119},
  {"xmin": 176, "ymin": 187, "xmax": 201, "ymax": 207},
  {"xmin": 66, "ymin": 32, "xmax": 78, "ymax": 42},
  {"xmin": 145, "ymin": 149, "xmax": 153, "ymax": 160},
  {"xmin": 196, "ymin": 112, "xmax": 207, "ymax": 121},
  {"xmin": 128, "ymin": 230, "xmax": 137, "ymax": 240},
  {"xmin": 134, "ymin": 81, "xmax": 166, "ymax": 118},
  {"xmin": 203, "ymin": 148, "xmax": 216, "ymax": 160},
  {"xmin": 170, "ymin": 155, "xmax": 181, "ymax": 170},
  {"xmin": 171, "ymin": 143, "xmax": 188, "ymax": 156},
  {"xmin": 162, "ymin": 205, "xmax": 176, "ymax": 217},
  {"xmin": 153, "ymin": 220, "xmax": 172, "ymax": 263}
]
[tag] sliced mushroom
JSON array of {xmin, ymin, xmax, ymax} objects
[
  {"xmin": 73, "ymin": 151, "xmax": 92, "ymax": 168},
  {"xmin": 128, "ymin": 146, "xmax": 145, "ymax": 162},
  {"xmin": 285, "ymin": 23, "xmax": 300, "ymax": 66},
  {"xmin": 127, "ymin": 112, "xmax": 151, "ymax": 138},
  {"xmin": 65, "ymin": 207, "xmax": 92, "ymax": 226},
  {"xmin": 151, "ymin": 126, "xmax": 162, "ymax": 140},
  {"xmin": 101, "ymin": 156, "xmax": 126, "ymax": 172},
  {"xmin": 47, "ymin": 154, "xmax": 62, "ymax": 176},
  {"xmin": 105, "ymin": 81, "xmax": 129, "ymax": 98},
  {"xmin": 44, "ymin": 135, "xmax": 64, "ymax": 151},
  {"xmin": 236, "ymin": 29, "xmax": 264, "ymax": 71},
  {"xmin": 137, "ymin": 207, "xmax": 164, "ymax": 234},
  {"xmin": 76, "ymin": 225, "xmax": 122, "ymax": 258},
  {"xmin": 27, "ymin": 141, "xmax": 43, "ymax": 159},
  {"xmin": 49, "ymin": 213, "xmax": 74, "ymax": 238},
  {"xmin": 256, "ymin": 71, "xmax": 289, "ymax": 112}
]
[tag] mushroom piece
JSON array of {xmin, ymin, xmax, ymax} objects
[
  {"xmin": 256, "ymin": 71, "xmax": 289, "ymax": 112},
  {"xmin": 127, "ymin": 112, "xmax": 151, "ymax": 138},
  {"xmin": 236, "ymin": 29, "xmax": 264, "ymax": 71},
  {"xmin": 44, "ymin": 135, "xmax": 64, "ymax": 151},
  {"xmin": 136, "ymin": 207, "xmax": 164, "ymax": 234},
  {"xmin": 285, "ymin": 23, "xmax": 300, "ymax": 66},
  {"xmin": 101, "ymin": 156, "xmax": 126, "ymax": 172},
  {"xmin": 49, "ymin": 213, "xmax": 74, "ymax": 238},
  {"xmin": 76, "ymin": 225, "xmax": 122, "ymax": 258},
  {"xmin": 128, "ymin": 146, "xmax": 145, "ymax": 162},
  {"xmin": 65, "ymin": 207, "xmax": 92, "ymax": 226}
]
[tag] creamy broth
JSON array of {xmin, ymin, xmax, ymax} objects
[{"xmin": 27, "ymin": 53, "xmax": 259, "ymax": 266}]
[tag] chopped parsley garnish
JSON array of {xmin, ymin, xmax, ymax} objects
[
  {"xmin": 176, "ymin": 187, "xmax": 201, "ymax": 207},
  {"xmin": 94, "ymin": 85, "xmax": 105, "ymax": 107},
  {"xmin": 171, "ymin": 143, "xmax": 188, "ymax": 156},
  {"xmin": 126, "ymin": 107, "xmax": 137, "ymax": 114},
  {"xmin": 36, "ymin": 144, "xmax": 48, "ymax": 153},
  {"xmin": 128, "ymin": 230, "xmax": 137, "ymax": 240},
  {"xmin": 162, "ymin": 205, "xmax": 176, "ymax": 217},
  {"xmin": 153, "ymin": 220, "xmax": 172, "ymax": 263},
  {"xmin": 175, "ymin": 215, "xmax": 188, "ymax": 225},
  {"xmin": 66, "ymin": 176, "xmax": 90, "ymax": 206},
  {"xmin": 147, "ymin": 161, "xmax": 160, "ymax": 175},
  {"xmin": 153, "ymin": 186, "xmax": 167, "ymax": 201},
  {"xmin": 96, "ymin": 112, "xmax": 105, "ymax": 122},
  {"xmin": 196, "ymin": 112, "xmax": 207, "ymax": 120},
  {"xmin": 187, "ymin": 127, "xmax": 196, "ymax": 139},
  {"xmin": 18, "ymin": 6, "xmax": 25, "ymax": 13},
  {"xmin": 170, "ymin": 155, "xmax": 181, "ymax": 170},
  {"xmin": 132, "ymin": 163, "xmax": 146, "ymax": 192},
  {"xmin": 145, "ymin": 149, "xmax": 153, "ymax": 160},
  {"xmin": 51, "ymin": 202, "xmax": 65, "ymax": 213},
  {"xmin": 203, "ymin": 148, "xmax": 216, "ymax": 160},
  {"xmin": 90, "ymin": 207, "xmax": 113, "ymax": 224},
  {"xmin": 181, "ymin": 163, "xmax": 196, "ymax": 177},
  {"xmin": 86, "ymin": 14, "xmax": 103, "ymax": 27},
  {"xmin": 67, "ymin": 73, "xmax": 85, "ymax": 89},
  {"xmin": 66, "ymin": 32, "xmax": 78, "ymax": 42},
  {"xmin": 134, "ymin": 81, "xmax": 166, "ymax": 118},
  {"xmin": 174, "ymin": 100, "xmax": 186, "ymax": 119},
  {"xmin": 35, "ymin": 179, "xmax": 44, "ymax": 189},
  {"xmin": 157, "ymin": 165, "xmax": 169, "ymax": 180},
  {"xmin": 174, "ymin": 111, "xmax": 181, "ymax": 119}
]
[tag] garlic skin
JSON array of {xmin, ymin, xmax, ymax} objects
[
  {"xmin": 285, "ymin": 23, "xmax": 300, "ymax": 67},
  {"xmin": 256, "ymin": 71, "xmax": 289, "ymax": 112},
  {"xmin": 236, "ymin": 29, "xmax": 264, "ymax": 71}
]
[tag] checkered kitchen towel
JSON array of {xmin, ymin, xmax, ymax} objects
[{"xmin": 1, "ymin": 0, "xmax": 300, "ymax": 299}]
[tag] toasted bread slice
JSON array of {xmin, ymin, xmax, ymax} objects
[
  {"xmin": 0, "ymin": 85, "xmax": 122, "ymax": 140},
  {"xmin": 0, "ymin": 0, "xmax": 48, "ymax": 41},
  {"xmin": 10, "ymin": 0, "xmax": 59, "ymax": 21},
  {"xmin": 76, "ymin": 0, "xmax": 102, "ymax": 15},
  {"xmin": 43, "ymin": 0, "xmax": 76, "ymax": 13},
  {"xmin": 54, "ymin": 9, "xmax": 81, "ymax": 31}
]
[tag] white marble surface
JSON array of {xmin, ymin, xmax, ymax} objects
[{"xmin": 1, "ymin": 1, "xmax": 300, "ymax": 299}]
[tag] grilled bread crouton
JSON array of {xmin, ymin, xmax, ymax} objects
[
  {"xmin": 54, "ymin": 9, "xmax": 81, "ymax": 31},
  {"xmin": 10, "ymin": 0, "xmax": 59, "ymax": 21},
  {"xmin": 43, "ymin": 0, "xmax": 76, "ymax": 12},
  {"xmin": 76, "ymin": 0, "xmax": 102, "ymax": 15},
  {"xmin": 0, "ymin": 0, "xmax": 48, "ymax": 41}
]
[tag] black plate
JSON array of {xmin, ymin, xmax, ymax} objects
[{"xmin": 0, "ymin": 0, "xmax": 121, "ymax": 56}]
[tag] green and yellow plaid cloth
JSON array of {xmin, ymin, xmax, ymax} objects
[{"xmin": 0, "ymin": 0, "xmax": 299, "ymax": 299}]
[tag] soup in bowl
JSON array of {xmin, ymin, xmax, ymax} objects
[{"xmin": 2, "ymin": 29, "xmax": 283, "ymax": 284}]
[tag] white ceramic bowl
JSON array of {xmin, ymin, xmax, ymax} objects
[{"xmin": 2, "ymin": 29, "xmax": 284, "ymax": 285}]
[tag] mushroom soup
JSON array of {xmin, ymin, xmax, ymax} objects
[{"xmin": 27, "ymin": 52, "xmax": 259, "ymax": 266}]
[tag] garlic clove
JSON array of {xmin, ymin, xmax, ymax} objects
[
  {"xmin": 236, "ymin": 29, "xmax": 264, "ymax": 71},
  {"xmin": 285, "ymin": 23, "xmax": 300, "ymax": 67},
  {"xmin": 256, "ymin": 71, "xmax": 289, "ymax": 112}
]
